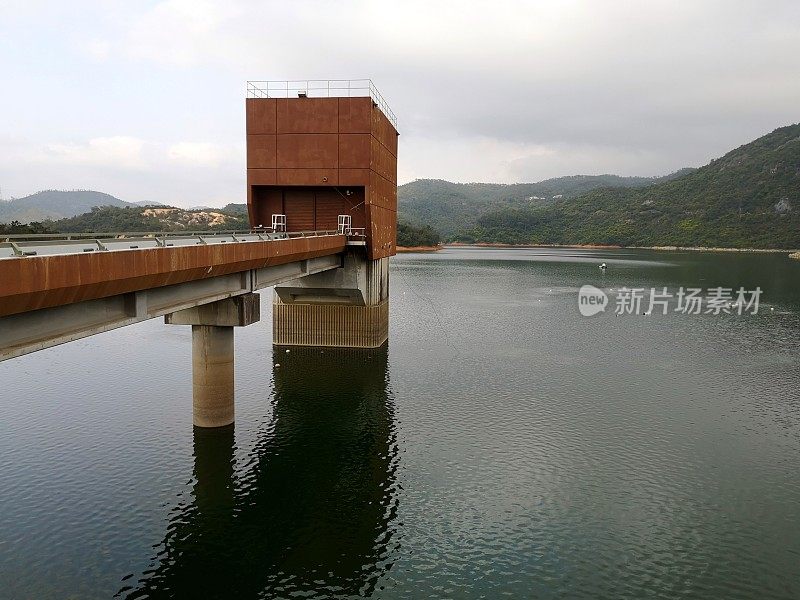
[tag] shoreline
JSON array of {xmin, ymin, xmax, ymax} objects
[
  {"xmin": 396, "ymin": 245, "xmax": 442, "ymax": 253},
  {"xmin": 443, "ymin": 242, "xmax": 800, "ymax": 254}
]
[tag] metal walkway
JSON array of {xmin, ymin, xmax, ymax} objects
[
  {"xmin": 0, "ymin": 230, "xmax": 349, "ymax": 360},
  {"xmin": 0, "ymin": 229, "xmax": 340, "ymax": 259}
]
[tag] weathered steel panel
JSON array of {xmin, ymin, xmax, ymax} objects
[
  {"xmin": 369, "ymin": 136, "xmax": 397, "ymax": 184},
  {"xmin": 338, "ymin": 97, "xmax": 372, "ymax": 133},
  {"xmin": 338, "ymin": 134, "xmax": 371, "ymax": 168},
  {"xmin": 247, "ymin": 169, "xmax": 277, "ymax": 186},
  {"xmin": 376, "ymin": 140, "xmax": 397, "ymax": 184},
  {"xmin": 338, "ymin": 168, "xmax": 370, "ymax": 187},
  {"xmin": 250, "ymin": 187, "xmax": 283, "ymax": 228},
  {"xmin": 314, "ymin": 188, "xmax": 344, "ymax": 230},
  {"xmin": 276, "ymin": 98, "xmax": 338, "ymax": 134},
  {"xmin": 276, "ymin": 168, "xmax": 339, "ymax": 186},
  {"xmin": 284, "ymin": 189, "xmax": 315, "ymax": 231},
  {"xmin": 246, "ymin": 98, "xmax": 277, "ymax": 134},
  {"xmin": 277, "ymin": 134, "xmax": 338, "ymax": 169},
  {"xmin": 246, "ymin": 134, "xmax": 277, "ymax": 169},
  {"xmin": 368, "ymin": 171, "xmax": 397, "ymax": 211},
  {"xmin": 371, "ymin": 105, "xmax": 398, "ymax": 157},
  {"xmin": 0, "ymin": 236, "xmax": 347, "ymax": 317},
  {"xmin": 366, "ymin": 204, "xmax": 397, "ymax": 260}
]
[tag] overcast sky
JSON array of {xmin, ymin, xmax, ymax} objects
[{"xmin": 1, "ymin": 0, "xmax": 799, "ymax": 207}]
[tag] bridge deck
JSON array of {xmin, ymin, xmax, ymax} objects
[{"xmin": 0, "ymin": 230, "xmax": 347, "ymax": 318}]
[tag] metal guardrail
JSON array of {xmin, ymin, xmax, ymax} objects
[
  {"xmin": 246, "ymin": 79, "xmax": 397, "ymax": 128},
  {"xmin": 0, "ymin": 229, "xmax": 343, "ymax": 259}
]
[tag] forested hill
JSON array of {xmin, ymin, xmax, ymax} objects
[
  {"xmin": 0, "ymin": 190, "xmax": 131, "ymax": 223},
  {"xmin": 397, "ymin": 171, "xmax": 693, "ymax": 237},
  {"xmin": 0, "ymin": 205, "xmax": 249, "ymax": 234},
  {"xmin": 456, "ymin": 124, "xmax": 800, "ymax": 249},
  {"xmin": 0, "ymin": 190, "xmax": 168, "ymax": 223}
]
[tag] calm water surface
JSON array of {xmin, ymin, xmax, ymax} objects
[{"xmin": 1, "ymin": 247, "xmax": 799, "ymax": 599}]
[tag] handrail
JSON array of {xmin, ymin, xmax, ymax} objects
[
  {"xmin": 246, "ymin": 79, "xmax": 397, "ymax": 128},
  {"xmin": 0, "ymin": 229, "xmax": 339, "ymax": 242},
  {"xmin": 0, "ymin": 229, "xmax": 344, "ymax": 258}
]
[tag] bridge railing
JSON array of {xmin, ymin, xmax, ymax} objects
[{"xmin": 0, "ymin": 229, "xmax": 343, "ymax": 259}]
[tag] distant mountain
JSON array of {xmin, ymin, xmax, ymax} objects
[
  {"xmin": 0, "ymin": 190, "xmax": 131, "ymax": 223},
  {"xmin": 398, "ymin": 171, "xmax": 693, "ymax": 237},
  {"xmin": 0, "ymin": 190, "xmax": 206, "ymax": 224},
  {"xmin": 222, "ymin": 203, "xmax": 248, "ymax": 215},
  {"xmin": 456, "ymin": 124, "xmax": 800, "ymax": 249},
  {"xmin": 130, "ymin": 200, "xmax": 167, "ymax": 208}
]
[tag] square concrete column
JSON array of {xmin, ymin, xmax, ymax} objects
[{"xmin": 165, "ymin": 293, "xmax": 260, "ymax": 427}]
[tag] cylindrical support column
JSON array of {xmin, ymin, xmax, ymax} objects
[{"xmin": 192, "ymin": 325, "xmax": 234, "ymax": 428}]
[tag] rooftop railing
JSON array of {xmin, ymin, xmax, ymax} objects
[{"xmin": 246, "ymin": 79, "xmax": 397, "ymax": 128}]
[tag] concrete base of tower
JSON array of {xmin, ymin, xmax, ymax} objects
[
  {"xmin": 272, "ymin": 250, "xmax": 389, "ymax": 348},
  {"xmin": 273, "ymin": 298, "xmax": 388, "ymax": 348}
]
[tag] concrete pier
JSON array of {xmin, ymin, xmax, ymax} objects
[
  {"xmin": 191, "ymin": 325, "xmax": 235, "ymax": 427},
  {"xmin": 166, "ymin": 293, "xmax": 260, "ymax": 427}
]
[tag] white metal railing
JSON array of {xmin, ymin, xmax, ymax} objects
[
  {"xmin": 246, "ymin": 79, "xmax": 397, "ymax": 128},
  {"xmin": 0, "ymin": 229, "xmax": 344, "ymax": 259},
  {"xmin": 271, "ymin": 213, "xmax": 287, "ymax": 233},
  {"xmin": 336, "ymin": 214, "xmax": 366, "ymax": 239},
  {"xmin": 337, "ymin": 214, "xmax": 351, "ymax": 235}
]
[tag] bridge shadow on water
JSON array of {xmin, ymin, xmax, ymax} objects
[{"xmin": 118, "ymin": 346, "xmax": 400, "ymax": 599}]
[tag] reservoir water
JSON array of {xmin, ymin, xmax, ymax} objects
[{"xmin": 1, "ymin": 247, "xmax": 799, "ymax": 599}]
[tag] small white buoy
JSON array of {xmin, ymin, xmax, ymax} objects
[
  {"xmin": 285, "ymin": 349, "xmax": 290, "ymax": 353},
  {"xmin": 275, "ymin": 363, "xmax": 281, "ymax": 367},
  {"xmin": 599, "ymin": 262, "xmax": 607, "ymax": 270},
  {"xmin": 771, "ymin": 307, "xmax": 774, "ymax": 311}
]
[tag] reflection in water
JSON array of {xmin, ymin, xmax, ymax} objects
[{"xmin": 119, "ymin": 347, "xmax": 399, "ymax": 599}]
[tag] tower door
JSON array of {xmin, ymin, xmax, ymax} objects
[
  {"xmin": 284, "ymin": 189, "xmax": 315, "ymax": 231},
  {"xmin": 314, "ymin": 188, "xmax": 344, "ymax": 231}
]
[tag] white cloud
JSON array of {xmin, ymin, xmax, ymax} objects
[
  {"xmin": 168, "ymin": 142, "xmax": 235, "ymax": 167},
  {"xmin": 1, "ymin": 136, "xmax": 244, "ymax": 207},
  {"xmin": 82, "ymin": 39, "xmax": 112, "ymax": 62},
  {"xmin": 398, "ymin": 135, "xmax": 669, "ymax": 185},
  {"xmin": 126, "ymin": 0, "xmax": 242, "ymax": 67},
  {"xmin": 40, "ymin": 137, "xmax": 148, "ymax": 169}
]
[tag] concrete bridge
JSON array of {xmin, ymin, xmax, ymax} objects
[{"xmin": 0, "ymin": 79, "xmax": 398, "ymax": 428}]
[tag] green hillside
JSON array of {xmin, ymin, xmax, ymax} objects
[
  {"xmin": 454, "ymin": 124, "xmax": 800, "ymax": 249},
  {"xmin": 397, "ymin": 221, "xmax": 440, "ymax": 247},
  {"xmin": 397, "ymin": 171, "xmax": 693, "ymax": 237},
  {"xmin": 0, "ymin": 190, "xmax": 131, "ymax": 222},
  {"xmin": 52, "ymin": 206, "xmax": 249, "ymax": 232},
  {"xmin": 0, "ymin": 205, "xmax": 249, "ymax": 234}
]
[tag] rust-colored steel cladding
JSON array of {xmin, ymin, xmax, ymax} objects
[
  {"xmin": 0, "ymin": 236, "xmax": 346, "ymax": 318},
  {"xmin": 246, "ymin": 96, "xmax": 398, "ymax": 259}
]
